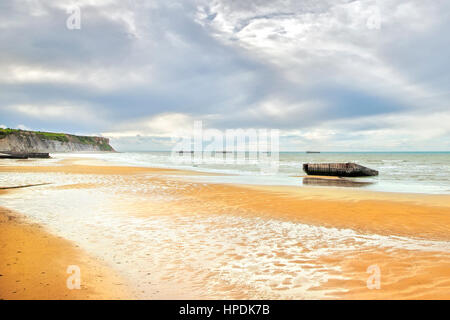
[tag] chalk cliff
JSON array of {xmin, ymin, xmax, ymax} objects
[{"xmin": 0, "ymin": 129, "xmax": 115, "ymax": 153}]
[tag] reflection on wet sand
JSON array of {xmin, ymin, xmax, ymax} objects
[
  {"xmin": 303, "ymin": 176, "xmax": 374, "ymax": 188},
  {"xmin": 0, "ymin": 159, "xmax": 449, "ymax": 299}
]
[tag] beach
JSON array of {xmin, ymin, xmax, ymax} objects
[
  {"xmin": 0, "ymin": 206, "xmax": 131, "ymax": 299},
  {"xmin": 0, "ymin": 156, "xmax": 449, "ymax": 299}
]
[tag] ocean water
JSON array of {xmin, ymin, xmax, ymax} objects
[{"xmin": 54, "ymin": 151, "xmax": 450, "ymax": 194}]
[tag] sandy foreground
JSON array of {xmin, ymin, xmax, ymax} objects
[
  {"xmin": 0, "ymin": 205, "xmax": 131, "ymax": 299},
  {"xmin": 0, "ymin": 158, "xmax": 449, "ymax": 299}
]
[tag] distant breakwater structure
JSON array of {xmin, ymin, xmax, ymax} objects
[{"xmin": 0, "ymin": 128, "xmax": 115, "ymax": 153}]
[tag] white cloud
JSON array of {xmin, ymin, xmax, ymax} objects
[
  {"xmin": 301, "ymin": 111, "xmax": 450, "ymax": 151},
  {"xmin": 1, "ymin": 103, "xmax": 104, "ymax": 125},
  {"xmin": 17, "ymin": 124, "xmax": 31, "ymax": 130},
  {"xmin": 103, "ymin": 112, "xmax": 195, "ymax": 138},
  {"xmin": 196, "ymin": 0, "xmax": 450, "ymax": 112},
  {"xmin": 1, "ymin": 64, "xmax": 148, "ymax": 91}
]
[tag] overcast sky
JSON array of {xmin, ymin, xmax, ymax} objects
[{"xmin": 1, "ymin": 0, "xmax": 449, "ymax": 151}]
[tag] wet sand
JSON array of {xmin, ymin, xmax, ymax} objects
[
  {"xmin": 0, "ymin": 206, "xmax": 131, "ymax": 299},
  {"xmin": 0, "ymin": 158, "xmax": 449, "ymax": 299},
  {"xmin": 188, "ymin": 183, "xmax": 450, "ymax": 241}
]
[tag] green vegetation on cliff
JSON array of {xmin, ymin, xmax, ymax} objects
[
  {"xmin": 0, "ymin": 128, "xmax": 114, "ymax": 151},
  {"xmin": 0, "ymin": 128, "xmax": 21, "ymax": 137},
  {"xmin": 35, "ymin": 131, "xmax": 69, "ymax": 142}
]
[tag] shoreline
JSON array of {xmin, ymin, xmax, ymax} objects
[
  {"xmin": 0, "ymin": 206, "xmax": 133, "ymax": 300},
  {"xmin": 1, "ymin": 157, "xmax": 449, "ymax": 299},
  {"xmin": 47, "ymin": 152, "xmax": 450, "ymax": 195},
  {"xmin": 2, "ymin": 155, "xmax": 450, "ymax": 196}
]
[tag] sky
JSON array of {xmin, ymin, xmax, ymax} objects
[{"xmin": 1, "ymin": 0, "xmax": 449, "ymax": 151}]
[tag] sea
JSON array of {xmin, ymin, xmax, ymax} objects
[{"xmin": 53, "ymin": 151, "xmax": 450, "ymax": 194}]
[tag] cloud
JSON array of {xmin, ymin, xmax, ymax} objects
[
  {"xmin": 1, "ymin": 103, "xmax": 103, "ymax": 124},
  {"xmin": 16, "ymin": 124, "xmax": 32, "ymax": 131},
  {"xmin": 103, "ymin": 112, "xmax": 195, "ymax": 138},
  {"xmin": 0, "ymin": 0, "xmax": 449, "ymax": 150}
]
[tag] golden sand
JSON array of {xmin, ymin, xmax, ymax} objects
[
  {"xmin": 0, "ymin": 159, "xmax": 449, "ymax": 299},
  {"xmin": 0, "ymin": 207, "xmax": 132, "ymax": 300},
  {"xmin": 179, "ymin": 183, "xmax": 450, "ymax": 241}
]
